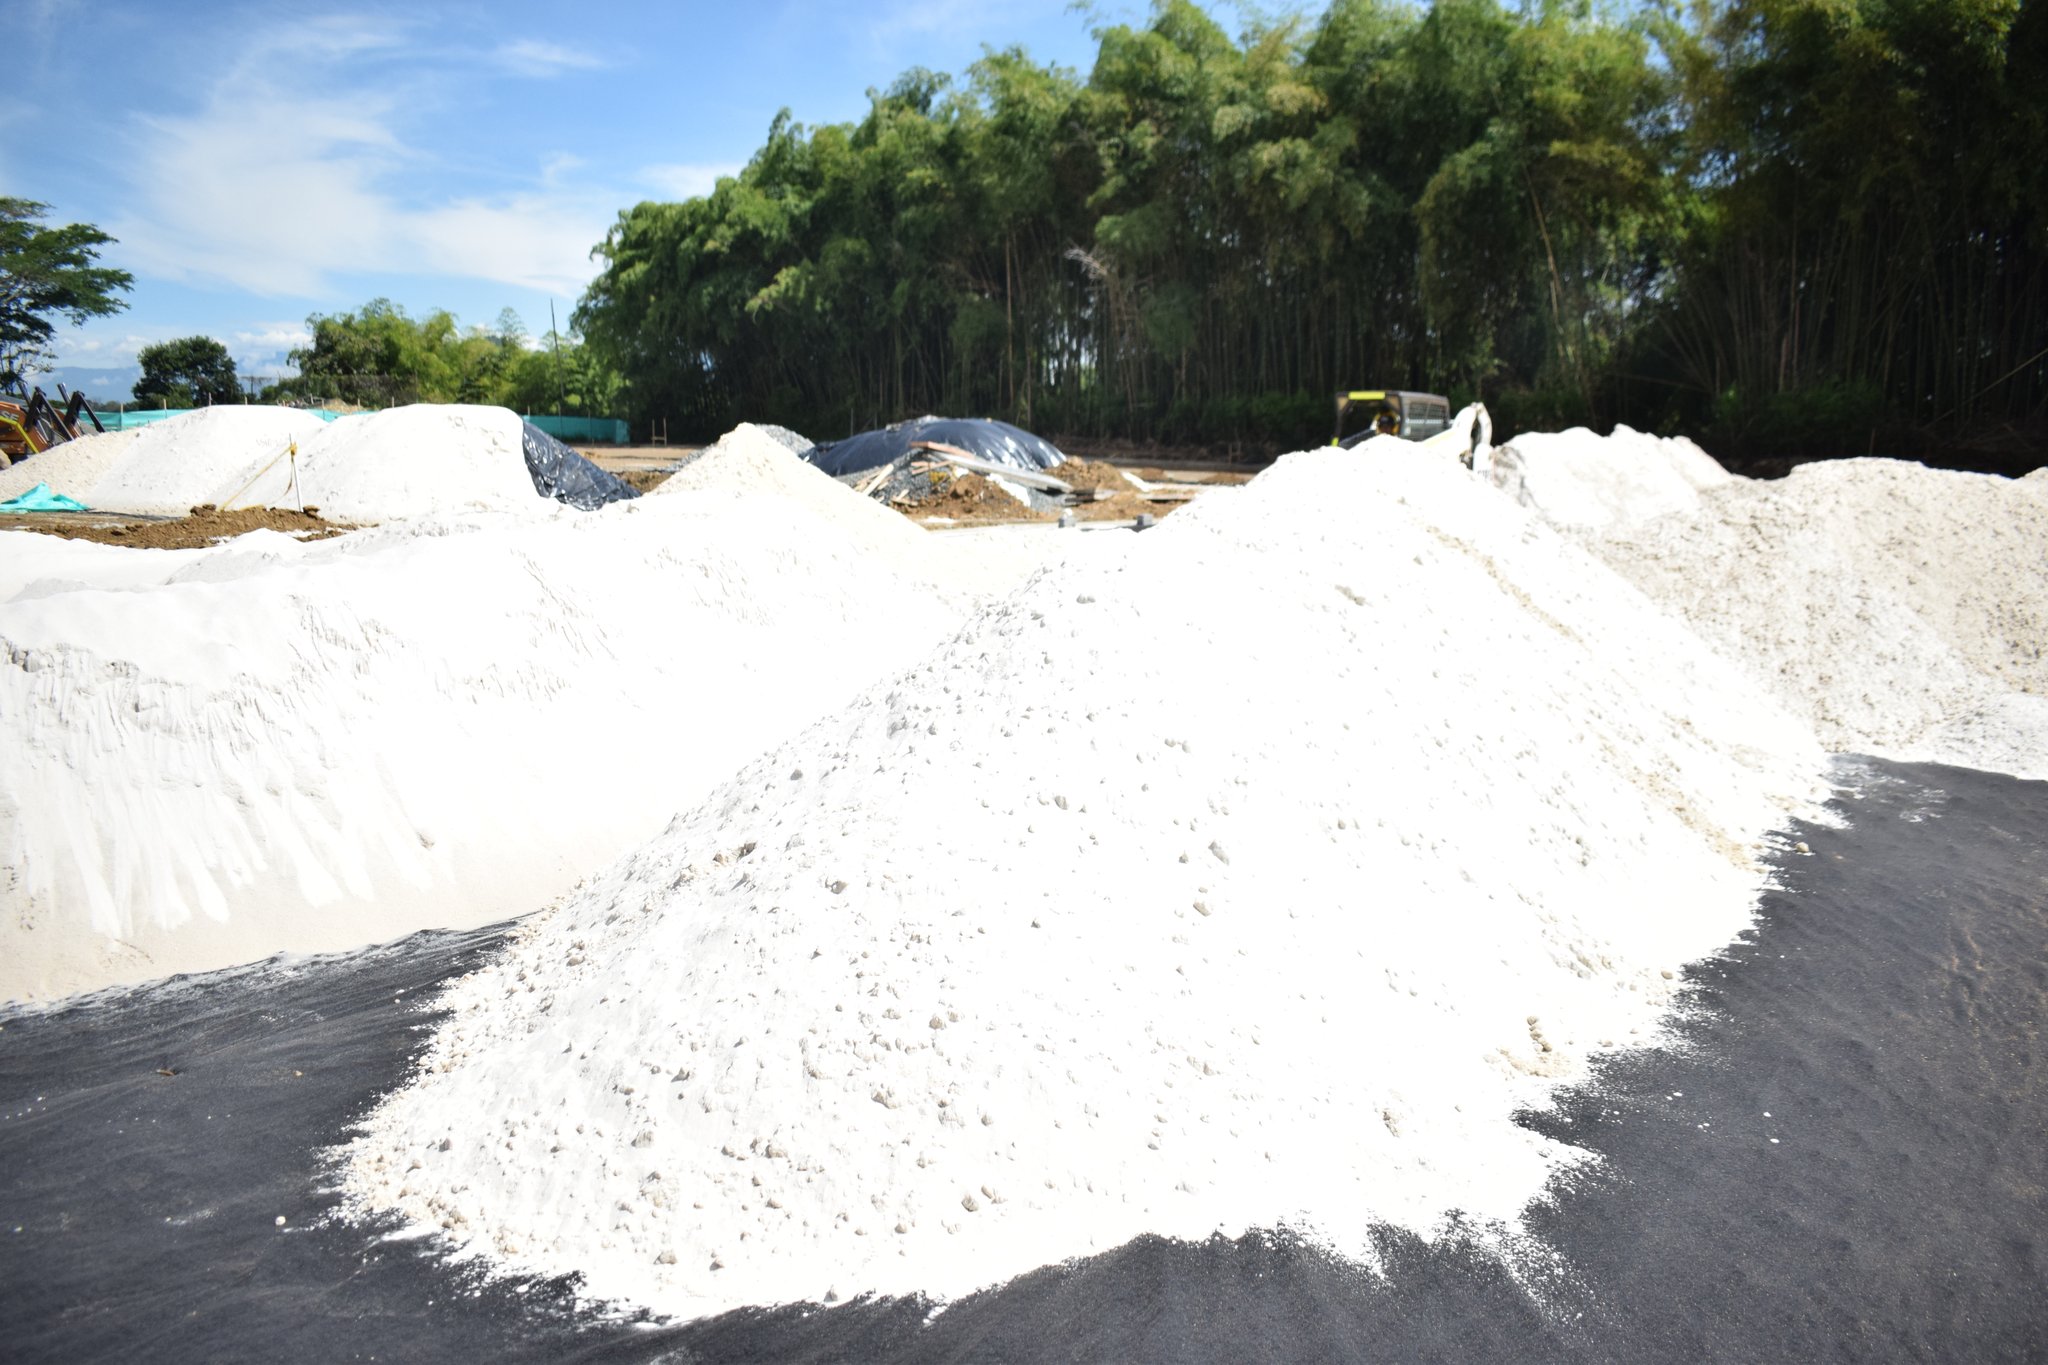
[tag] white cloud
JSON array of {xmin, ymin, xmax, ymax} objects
[
  {"xmin": 641, "ymin": 162, "xmax": 745, "ymax": 201},
  {"xmin": 102, "ymin": 15, "xmax": 616, "ymax": 301},
  {"xmin": 47, "ymin": 325, "xmax": 165, "ymax": 366},
  {"xmin": 412, "ymin": 193, "xmax": 614, "ymax": 297},
  {"xmin": 492, "ymin": 39, "xmax": 604, "ymax": 77},
  {"xmin": 45, "ymin": 319, "xmax": 312, "ymax": 378},
  {"xmin": 233, "ymin": 322, "xmax": 315, "ymax": 353}
]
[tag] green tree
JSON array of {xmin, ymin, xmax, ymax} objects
[
  {"xmin": 1650, "ymin": 0, "xmax": 2046, "ymax": 451},
  {"xmin": 135, "ymin": 335, "xmax": 242, "ymax": 407},
  {"xmin": 0, "ymin": 198, "xmax": 133, "ymax": 389},
  {"xmin": 283, "ymin": 299, "xmax": 459, "ymax": 406},
  {"xmin": 568, "ymin": 0, "xmax": 2044, "ymax": 460}
]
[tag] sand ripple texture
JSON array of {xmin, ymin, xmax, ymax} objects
[
  {"xmin": 343, "ymin": 446, "xmax": 1827, "ymax": 1321},
  {"xmin": 0, "ymin": 426, "xmax": 1056, "ymax": 1002},
  {"xmin": 1492, "ymin": 442, "xmax": 2048, "ymax": 778}
]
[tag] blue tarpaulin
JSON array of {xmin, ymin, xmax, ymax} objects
[{"xmin": 0, "ymin": 482, "xmax": 89, "ymax": 513}]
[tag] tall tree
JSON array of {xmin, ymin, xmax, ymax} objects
[
  {"xmin": 135, "ymin": 335, "xmax": 242, "ymax": 407},
  {"xmin": 0, "ymin": 198, "xmax": 133, "ymax": 390}
]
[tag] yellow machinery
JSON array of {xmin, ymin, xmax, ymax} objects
[
  {"xmin": 1332, "ymin": 390, "xmax": 1452, "ymax": 448},
  {"xmin": 0, "ymin": 385, "xmax": 103, "ymax": 468}
]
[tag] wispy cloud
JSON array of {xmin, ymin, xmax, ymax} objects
[
  {"xmin": 641, "ymin": 162, "xmax": 745, "ymax": 201},
  {"xmin": 412, "ymin": 193, "xmax": 613, "ymax": 296},
  {"xmin": 233, "ymin": 322, "xmax": 315, "ymax": 353},
  {"xmin": 103, "ymin": 14, "xmax": 615, "ymax": 300},
  {"xmin": 492, "ymin": 38, "xmax": 605, "ymax": 77}
]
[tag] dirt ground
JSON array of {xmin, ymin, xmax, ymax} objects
[
  {"xmin": 576, "ymin": 446, "xmax": 699, "ymax": 473},
  {"xmin": 0, "ymin": 505, "xmax": 355, "ymax": 550},
  {"xmin": 904, "ymin": 459, "xmax": 1248, "ymax": 527}
]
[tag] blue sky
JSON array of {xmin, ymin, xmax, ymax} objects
[{"xmin": 5, "ymin": 0, "xmax": 1143, "ymax": 392}]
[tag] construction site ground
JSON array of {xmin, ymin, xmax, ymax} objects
[
  {"xmin": 0, "ymin": 445, "xmax": 1252, "ymax": 549},
  {"xmin": 576, "ymin": 445, "xmax": 1257, "ymax": 527},
  {"xmin": 0, "ymin": 506, "xmax": 353, "ymax": 550}
]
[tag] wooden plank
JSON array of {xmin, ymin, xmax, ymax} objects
[{"xmin": 908, "ymin": 441, "xmax": 1073, "ymax": 494}]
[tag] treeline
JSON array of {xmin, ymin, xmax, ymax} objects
[
  {"xmin": 574, "ymin": 0, "xmax": 2048, "ymax": 460},
  {"xmin": 263, "ymin": 300, "xmax": 619, "ymax": 415}
]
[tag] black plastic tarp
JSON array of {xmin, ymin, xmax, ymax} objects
[
  {"xmin": 519, "ymin": 422, "xmax": 641, "ymax": 510},
  {"xmin": 803, "ymin": 416, "xmax": 1065, "ymax": 479},
  {"xmin": 5, "ymin": 759, "xmax": 2047, "ymax": 1361}
]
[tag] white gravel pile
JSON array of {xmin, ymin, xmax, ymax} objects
[
  {"xmin": 1577, "ymin": 456, "xmax": 2048, "ymax": 778},
  {"xmin": 232, "ymin": 404, "xmax": 541, "ymax": 522},
  {"xmin": 1478, "ymin": 424, "xmax": 1728, "ymax": 530},
  {"xmin": 343, "ymin": 445, "xmax": 1825, "ymax": 1321},
  {"xmin": 0, "ymin": 433, "xmax": 1069, "ymax": 1002},
  {"xmin": 0, "ymin": 427, "xmax": 144, "ymax": 504},
  {"xmin": 656, "ymin": 424, "xmax": 912, "ymax": 537},
  {"xmin": 84, "ymin": 407, "xmax": 331, "ymax": 514}
]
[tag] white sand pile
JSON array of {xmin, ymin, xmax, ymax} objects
[
  {"xmin": 1580, "ymin": 457, "xmax": 2048, "ymax": 778},
  {"xmin": 343, "ymin": 445, "xmax": 1825, "ymax": 1321},
  {"xmin": 0, "ymin": 409, "xmax": 327, "ymax": 514},
  {"xmin": 232, "ymin": 404, "xmax": 542, "ymax": 522},
  {"xmin": 0, "ymin": 404, "xmax": 588, "ymax": 524},
  {"xmin": 657, "ymin": 424, "xmax": 917, "ymax": 539},
  {"xmin": 1478, "ymin": 424, "xmax": 1728, "ymax": 530},
  {"xmin": 88, "ymin": 408, "xmax": 330, "ymax": 514},
  {"xmin": 0, "ymin": 427, "xmax": 144, "ymax": 503},
  {"xmin": 659, "ymin": 422, "xmax": 1069, "ymax": 598},
  {"xmin": 0, "ymin": 434, "xmax": 1071, "ymax": 1002}
]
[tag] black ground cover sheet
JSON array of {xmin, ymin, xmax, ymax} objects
[{"xmin": 2, "ymin": 756, "xmax": 2043, "ymax": 1362}]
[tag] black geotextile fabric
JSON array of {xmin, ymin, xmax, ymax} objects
[
  {"xmin": 519, "ymin": 422, "xmax": 640, "ymax": 510},
  {"xmin": 803, "ymin": 416, "xmax": 1065, "ymax": 478},
  {"xmin": 5, "ymin": 757, "xmax": 2048, "ymax": 1362}
]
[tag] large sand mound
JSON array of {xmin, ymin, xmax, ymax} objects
[
  {"xmin": 1500, "ymin": 439, "xmax": 2048, "ymax": 778},
  {"xmin": 232, "ymin": 404, "xmax": 542, "ymax": 521},
  {"xmin": 0, "ymin": 404, "xmax": 599, "ymax": 524},
  {"xmin": 1478, "ymin": 424, "xmax": 1728, "ymax": 529},
  {"xmin": 344, "ymin": 445, "xmax": 1825, "ymax": 1320},
  {"xmin": 0, "ymin": 410, "xmax": 325, "ymax": 514},
  {"xmin": 0, "ymin": 434, "xmax": 1070, "ymax": 1002},
  {"xmin": 0, "ymin": 427, "xmax": 144, "ymax": 504}
]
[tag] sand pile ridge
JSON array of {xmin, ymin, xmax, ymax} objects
[{"xmin": 344, "ymin": 444, "xmax": 1827, "ymax": 1320}]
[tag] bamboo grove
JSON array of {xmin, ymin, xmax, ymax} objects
[{"xmin": 574, "ymin": 0, "xmax": 2048, "ymax": 458}]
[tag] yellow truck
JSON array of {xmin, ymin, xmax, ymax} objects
[{"xmin": 1331, "ymin": 390, "xmax": 1452, "ymax": 448}]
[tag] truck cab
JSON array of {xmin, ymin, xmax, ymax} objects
[{"xmin": 1332, "ymin": 390, "xmax": 1452, "ymax": 448}]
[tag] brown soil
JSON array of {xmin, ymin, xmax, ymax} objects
[
  {"xmin": 900, "ymin": 459, "xmax": 1231, "ymax": 526},
  {"xmin": 1127, "ymin": 467, "xmax": 1256, "ymax": 486},
  {"xmin": 616, "ymin": 468, "xmax": 676, "ymax": 494},
  {"xmin": 1051, "ymin": 460, "xmax": 1209, "ymax": 522},
  {"xmin": 907, "ymin": 473, "xmax": 1054, "ymax": 524},
  {"xmin": 1047, "ymin": 459, "xmax": 1129, "ymax": 493},
  {"xmin": 0, "ymin": 504, "xmax": 357, "ymax": 550},
  {"xmin": 577, "ymin": 446, "xmax": 700, "ymax": 472},
  {"xmin": 1051, "ymin": 435, "xmax": 1277, "ymax": 471}
]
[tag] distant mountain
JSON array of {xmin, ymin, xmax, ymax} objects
[{"xmin": 18, "ymin": 365, "xmax": 143, "ymax": 405}]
